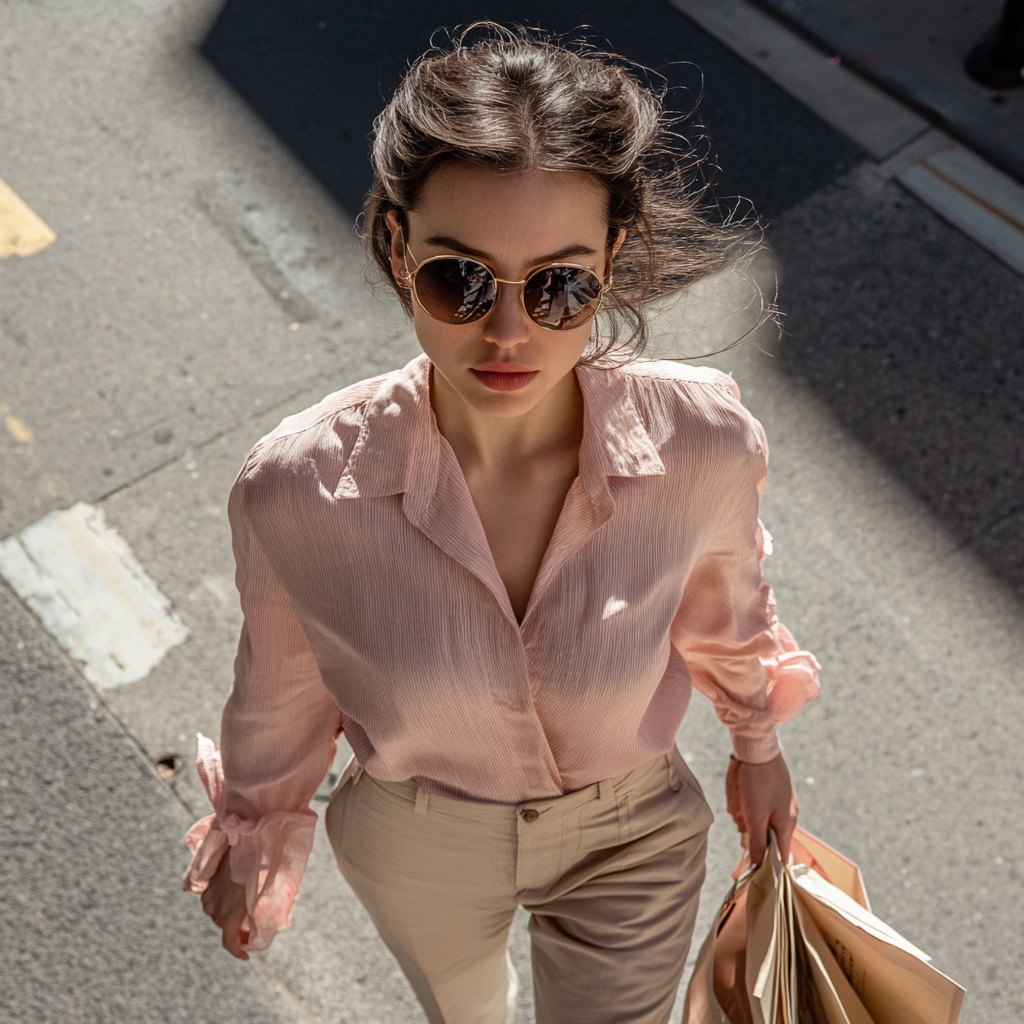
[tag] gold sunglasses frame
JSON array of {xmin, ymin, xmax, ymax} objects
[{"xmin": 398, "ymin": 244, "xmax": 613, "ymax": 332}]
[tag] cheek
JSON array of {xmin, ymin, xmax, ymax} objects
[
  {"xmin": 547, "ymin": 323, "xmax": 597, "ymax": 366},
  {"xmin": 410, "ymin": 308, "xmax": 476, "ymax": 361}
]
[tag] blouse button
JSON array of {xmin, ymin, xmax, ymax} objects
[{"xmin": 520, "ymin": 808, "xmax": 540, "ymax": 823}]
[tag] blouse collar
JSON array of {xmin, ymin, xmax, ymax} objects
[{"xmin": 334, "ymin": 354, "xmax": 665, "ymax": 511}]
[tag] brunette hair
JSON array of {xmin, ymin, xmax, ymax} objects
[{"xmin": 363, "ymin": 22, "xmax": 755, "ymax": 359}]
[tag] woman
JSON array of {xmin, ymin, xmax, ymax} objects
[{"xmin": 184, "ymin": 24, "xmax": 820, "ymax": 1024}]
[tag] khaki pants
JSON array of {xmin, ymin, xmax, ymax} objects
[{"xmin": 325, "ymin": 747, "xmax": 714, "ymax": 1024}]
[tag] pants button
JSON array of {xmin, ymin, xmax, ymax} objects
[{"xmin": 520, "ymin": 808, "xmax": 539, "ymax": 823}]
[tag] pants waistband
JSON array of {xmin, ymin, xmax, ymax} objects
[{"xmin": 346, "ymin": 751, "xmax": 683, "ymax": 823}]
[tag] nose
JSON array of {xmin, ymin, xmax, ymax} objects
[{"xmin": 481, "ymin": 281, "xmax": 533, "ymax": 349}]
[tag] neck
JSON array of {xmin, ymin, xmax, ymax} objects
[{"xmin": 430, "ymin": 366, "xmax": 584, "ymax": 472}]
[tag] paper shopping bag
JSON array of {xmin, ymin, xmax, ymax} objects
[
  {"xmin": 683, "ymin": 829, "xmax": 965, "ymax": 1024},
  {"xmin": 744, "ymin": 840, "xmax": 875, "ymax": 1024},
  {"xmin": 788, "ymin": 828, "xmax": 871, "ymax": 912},
  {"xmin": 683, "ymin": 878, "xmax": 751, "ymax": 1024},
  {"xmin": 790, "ymin": 865, "xmax": 965, "ymax": 1024},
  {"xmin": 685, "ymin": 825, "xmax": 872, "ymax": 1024}
]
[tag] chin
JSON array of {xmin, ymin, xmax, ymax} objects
[{"xmin": 465, "ymin": 388, "xmax": 544, "ymax": 417}]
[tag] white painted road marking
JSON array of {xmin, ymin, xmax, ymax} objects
[
  {"xmin": 673, "ymin": 0, "xmax": 1024, "ymax": 278},
  {"xmin": 0, "ymin": 503, "xmax": 189, "ymax": 688},
  {"xmin": 669, "ymin": 0, "xmax": 929, "ymax": 160},
  {"xmin": 899, "ymin": 147, "xmax": 1024, "ymax": 276},
  {"xmin": 0, "ymin": 176, "xmax": 56, "ymax": 257}
]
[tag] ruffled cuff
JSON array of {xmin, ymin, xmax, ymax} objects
[
  {"xmin": 729, "ymin": 623, "xmax": 820, "ymax": 763},
  {"xmin": 182, "ymin": 734, "xmax": 317, "ymax": 952},
  {"xmin": 762, "ymin": 622, "xmax": 821, "ymax": 724}
]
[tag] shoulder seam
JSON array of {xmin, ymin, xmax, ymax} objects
[{"xmin": 240, "ymin": 399, "xmax": 371, "ymax": 485}]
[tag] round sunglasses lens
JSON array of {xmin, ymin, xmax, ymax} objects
[
  {"xmin": 523, "ymin": 267, "xmax": 603, "ymax": 329},
  {"xmin": 415, "ymin": 258, "xmax": 496, "ymax": 324}
]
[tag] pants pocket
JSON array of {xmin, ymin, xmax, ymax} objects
[
  {"xmin": 324, "ymin": 756, "xmax": 361, "ymax": 857},
  {"xmin": 666, "ymin": 747, "xmax": 715, "ymax": 834}
]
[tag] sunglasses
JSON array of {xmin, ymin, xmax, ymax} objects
[{"xmin": 399, "ymin": 245, "xmax": 610, "ymax": 331}]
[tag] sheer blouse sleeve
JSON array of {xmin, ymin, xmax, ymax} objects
[
  {"xmin": 671, "ymin": 391, "xmax": 820, "ymax": 763},
  {"xmin": 182, "ymin": 453, "xmax": 345, "ymax": 951}
]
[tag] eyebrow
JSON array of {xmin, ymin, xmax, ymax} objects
[{"xmin": 422, "ymin": 234, "xmax": 598, "ymax": 267}]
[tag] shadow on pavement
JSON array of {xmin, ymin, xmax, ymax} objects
[
  {"xmin": 200, "ymin": 0, "xmax": 1024, "ymax": 600},
  {"xmin": 769, "ymin": 170, "xmax": 1024, "ymax": 599},
  {"xmin": 753, "ymin": 0, "xmax": 1024, "ymax": 183},
  {"xmin": 199, "ymin": 0, "xmax": 862, "ymax": 221}
]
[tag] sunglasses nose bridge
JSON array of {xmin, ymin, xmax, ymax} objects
[
  {"xmin": 485, "ymin": 277, "xmax": 539, "ymax": 342},
  {"xmin": 490, "ymin": 276, "xmax": 535, "ymax": 323}
]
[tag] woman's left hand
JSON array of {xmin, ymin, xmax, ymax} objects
[{"xmin": 725, "ymin": 752, "xmax": 799, "ymax": 868}]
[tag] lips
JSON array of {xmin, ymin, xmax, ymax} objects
[{"xmin": 469, "ymin": 366, "xmax": 539, "ymax": 392}]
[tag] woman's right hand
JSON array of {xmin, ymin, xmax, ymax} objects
[{"xmin": 200, "ymin": 848, "xmax": 250, "ymax": 959}]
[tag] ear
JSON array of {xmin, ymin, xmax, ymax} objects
[
  {"xmin": 385, "ymin": 209, "xmax": 410, "ymax": 286},
  {"xmin": 610, "ymin": 227, "xmax": 627, "ymax": 258}
]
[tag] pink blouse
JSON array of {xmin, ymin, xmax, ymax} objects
[{"xmin": 183, "ymin": 354, "xmax": 819, "ymax": 950}]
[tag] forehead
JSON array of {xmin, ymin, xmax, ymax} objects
[{"xmin": 409, "ymin": 163, "xmax": 609, "ymax": 253}]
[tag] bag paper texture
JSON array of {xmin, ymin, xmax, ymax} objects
[{"xmin": 683, "ymin": 827, "xmax": 964, "ymax": 1024}]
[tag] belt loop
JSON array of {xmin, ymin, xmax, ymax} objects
[
  {"xmin": 598, "ymin": 779, "xmax": 610, "ymax": 802},
  {"xmin": 415, "ymin": 784, "xmax": 430, "ymax": 815},
  {"xmin": 335, "ymin": 757, "xmax": 362, "ymax": 792},
  {"xmin": 351, "ymin": 766, "xmax": 365, "ymax": 786}
]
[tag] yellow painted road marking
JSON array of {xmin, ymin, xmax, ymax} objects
[
  {"xmin": 1, "ymin": 405, "xmax": 33, "ymax": 443},
  {"xmin": 0, "ymin": 176, "xmax": 56, "ymax": 257},
  {"xmin": 5, "ymin": 416, "xmax": 33, "ymax": 442}
]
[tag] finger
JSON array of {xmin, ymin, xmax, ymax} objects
[
  {"xmin": 725, "ymin": 789, "xmax": 744, "ymax": 830},
  {"xmin": 725, "ymin": 781, "xmax": 739, "ymax": 822},
  {"xmin": 221, "ymin": 915, "xmax": 250, "ymax": 960},
  {"xmin": 215, "ymin": 899, "xmax": 249, "ymax": 955},
  {"xmin": 771, "ymin": 810, "xmax": 798, "ymax": 863},
  {"xmin": 747, "ymin": 816, "xmax": 769, "ymax": 867},
  {"xmin": 725, "ymin": 786, "xmax": 741, "ymax": 818}
]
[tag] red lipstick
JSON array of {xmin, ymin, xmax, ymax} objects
[{"xmin": 470, "ymin": 363, "xmax": 539, "ymax": 392}]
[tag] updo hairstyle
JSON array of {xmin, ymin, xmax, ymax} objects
[{"xmin": 363, "ymin": 22, "xmax": 752, "ymax": 359}]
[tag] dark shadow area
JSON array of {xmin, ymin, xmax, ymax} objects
[
  {"xmin": 200, "ymin": 0, "xmax": 864, "ymax": 222},
  {"xmin": 752, "ymin": 0, "xmax": 1024, "ymax": 184},
  {"xmin": 201, "ymin": 0, "xmax": 1024, "ymax": 600},
  {"xmin": 769, "ymin": 172, "xmax": 1024, "ymax": 598}
]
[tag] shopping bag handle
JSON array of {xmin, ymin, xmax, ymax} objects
[{"xmin": 732, "ymin": 827, "xmax": 784, "ymax": 881}]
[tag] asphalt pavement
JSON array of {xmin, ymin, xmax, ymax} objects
[
  {"xmin": 1, "ymin": 0, "xmax": 1022, "ymax": 1021},
  {"xmin": 0, "ymin": 585, "xmax": 302, "ymax": 1024}
]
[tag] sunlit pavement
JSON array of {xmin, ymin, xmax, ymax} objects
[{"xmin": 1, "ymin": 2, "xmax": 1022, "ymax": 1021}]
